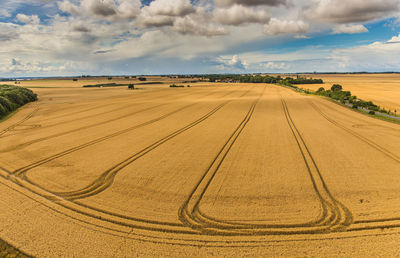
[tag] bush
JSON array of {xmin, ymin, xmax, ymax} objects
[
  {"xmin": 0, "ymin": 96, "xmax": 14, "ymax": 111},
  {"xmin": 352, "ymin": 104, "xmax": 359, "ymax": 109},
  {"xmin": 170, "ymin": 84, "xmax": 184, "ymax": 88},
  {"xmin": 0, "ymin": 103, "xmax": 7, "ymax": 116},
  {"xmin": 369, "ymin": 111, "xmax": 376, "ymax": 115},
  {"xmin": 0, "ymin": 85, "xmax": 37, "ymax": 119},
  {"xmin": 331, "ymin": 84, "xmax": 343, "ymax": 91}
]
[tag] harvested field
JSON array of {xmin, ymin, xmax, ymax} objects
[
  {"xmin": 0, "ymin": 79, "xmax": 400, "ymax": 256},
  {"xmin": 297, "ymin": 73, "xmax": 400, "ymax": 112}
]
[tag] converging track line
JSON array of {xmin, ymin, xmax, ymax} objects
[{"xmin": 179, "ymin": 88, "xmax": 353, "ymax": 235}]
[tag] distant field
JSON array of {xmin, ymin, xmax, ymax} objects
[
  {"xmin": 6, "ymin": 74, "xmax": 400, "ymax": 114},
  {"xmin": 297, "ymin": 74, "xmax": 400, "ymax": 112},
  {"xmin": 2, "ymin": 76, "xmax": 201, "ymax": 88}
]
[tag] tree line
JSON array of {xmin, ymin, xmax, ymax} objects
[
  {"xmin": 0, "ymin": 85, "xmax": 37, "ymax": 119},
  {"xmin": 206, "ymin": 74, "xmax": 323, "ymax": 84}
]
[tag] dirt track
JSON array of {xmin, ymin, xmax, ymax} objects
[{"xmin": 1, "ymin": 82, "xmax": 400, "ymax": 256}]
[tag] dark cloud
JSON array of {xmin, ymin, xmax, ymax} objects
[
  {"xmin": 90, "ymin": 2, "xmax": 116, "ymax": 17},
  {"xmin": 73, "ymin": 24, "xmax": 91, "ymax": 32},
  {"xmin": 94, "ymin": 49, "xmax": 113, "ymax": 54},
  {"xmin": 306, "ymin": 0, "xmax": 400, "ymax": 24}
]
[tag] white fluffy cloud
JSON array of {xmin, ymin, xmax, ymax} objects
[
  {"xmin": 264, "ymin": 18, "xmax": 309, "ymax": 35},
  {"xmin": 213, "ymin": 5, "xmax": 270, "ymax": 25},
  {"xmin": 333, "ymin": 24, "xmax": 368, "ymax": 34},
  {"xmin": 136, "ymin": 0, "xmax": 195, "ymax": 28},
  {"xmin": 388, "ymin": 34, "xmax": 400, "ymax": 43},
  {"xmin": 216, "ymin": 55, "xmax": 249, "ymax": 70},
  {"xmin": 16, "ymin": 14, "xmax": 40, "ymax": 25},
  {"xmin": 145, "ymin": 0, "xmax": 194, "ymax": 16},
  {"xmin": 173, "ymin": 16, "xmax": 227, "ymax": 36}
]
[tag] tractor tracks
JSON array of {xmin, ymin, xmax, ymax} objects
[
  {"xmin": 0, "ymin": 89, "xmax": 215, "ymax": 152},
  {"xmin": 55, "ymin": 101, "xmax": 233, "ymax": 200},
  {"xmin": 0, "ymin": 103, "xmax": 40, "ymax": 138},
  {"xmin": 34, "ymin": 88, "xmax": 204, "ymax": 129},
  {"xmin": 179, "ymin": 90, "xmax": 353, "ymax": 235},
  {"xmin": 309, "ymin": 101, "xmax": 400, "ymax": 164},
  {"xmin": 11, "ymin": 88, "xmax": 236, "ymax": 181},
  {"xmin": 0, "ymin": 104, "xmax": 166, "ymax": 153},
  {"xmin": 309, "ymin": 100, "xmax": 400, "ymax": 230},
  {"xmin": 0, "ymin": 86, "xmax": 254, "ymax": 237}
]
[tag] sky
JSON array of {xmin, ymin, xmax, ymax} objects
[{"xmin": 1, "ymin": 0, "xmax": 400, "ymax": 77}]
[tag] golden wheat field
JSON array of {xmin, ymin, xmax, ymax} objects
[
  {"xmin": 1, "ymin": 78, "xmax": 400, "ymax": 256},
  {"xmin": 298, "ymin": 73, "xmax": 400, "ymax": 112}
]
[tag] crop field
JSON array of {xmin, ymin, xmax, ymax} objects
[
  {"xmin": 298, "ymin": 73, "xmax": 400, "ymax": 112},
  {"xmin": 0, "ymin": 79, "xmax": 400, "ymax": 256},
  {"xmin": 2, "ymin": 76, "xmax": 198, "ymax": 89}
]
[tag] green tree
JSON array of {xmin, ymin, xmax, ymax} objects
[{"xmin": 331, "ymin": 84, "xmax": 343, "ymax": 91}]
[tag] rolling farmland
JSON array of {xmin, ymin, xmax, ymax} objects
[
  {"xmin": 298, "ymin": 73, "xmax": 400, "ymax": 112},
  {"xmin": 0, "ymin": 79, "xmax": 400, "ymax": 256}
]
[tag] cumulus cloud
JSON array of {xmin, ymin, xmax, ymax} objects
[
  {"xmin": 135, "ymin": 0, "xmax": 196, "ymax": 28},
  {"xmin": 214, "ymin": 0, "xmax": 288, "ymax": 7},
  {"xmin": 333, "ymin": 24, "xmax": 368, "ymax": 34},
  {"xmin": 82, "ymin": 0, "xmax": 117, "ymax": 17},
  {"xmin": 262, "ymin": 61, "xmax": 290, "ymax": 70},
  {"xmin": 217, "ymin": 55, "xmax": 249, "ymax": 70},
  {"xmin": 136, "ymin": 11, "xmax": 174, "ymax": 27},
  {"xmin": 213, "ymin": 4, "xmax": 270, "ymax": 25},
  {"xmin": 306, "ymin": 0, "xmax": 400, "ymax": 24},
  {"xmin": 173, "ymin": 16, "xmax": 227, "ymax": 36},
  {"xmin": 58, "ymin": 0, "xmax": 84, "ymax": 16},
  {"xmin": 145, "ymin": 0, "xmax": 194, "ymax": 16},
  {"xmin": 58, "ymin": 0, "xmax": 141, "ymax": 20},
  {"xmin": 264, "ymin": 18, "xmax": 309, "ymax": 35},
  {"xmin": 388, "ymin": 34, "xmax": 400, "ymax": 43},
  {"xmin": 16, "ymin": 14, "xmax": 40, "ymax": 24}
]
